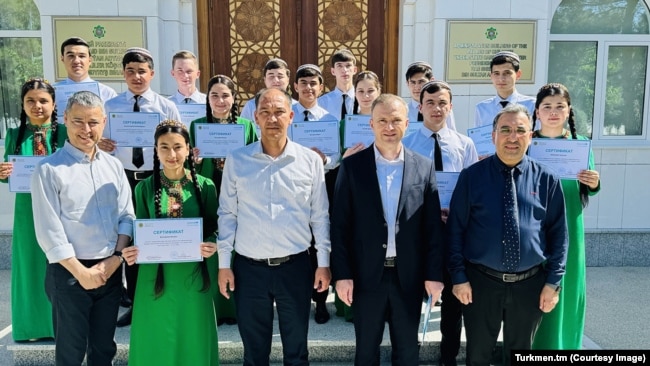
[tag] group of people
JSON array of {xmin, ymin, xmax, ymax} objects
[{"xmin": 0, "ymin": 35, "xmax": 601, "ymax": 366}]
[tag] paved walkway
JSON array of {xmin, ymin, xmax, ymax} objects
[{"xmin": 1, "ymin": 267, "xmax": 649, "ymax": 365}]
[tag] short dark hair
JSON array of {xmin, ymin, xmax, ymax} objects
[
  {"xmin": 419, "ymin": 81, "xmax": 452, "ymax": 104},
  {"xmin": 490, "ymin": 52, "xmax": 521, "ymax": 72},
  {"xmin": 295, "ymin": 65, "xmax": 323, "ymax": 84},
  {"xmin": 405, "ymin": 61, "xmax": 433, "ymax": 81},
  {"xmin": 122, "ymin": 50, "xmax": 154, "ymax": 70},
  {"xmin": 330, "ymin": 49, "xmax": 356, "ymax": 66},
  {"xmin": 60, "ymin": 37, "xmax": 91, "ymax": 57}
]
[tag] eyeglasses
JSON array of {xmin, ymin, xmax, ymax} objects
[{"xmin": 497, "ymin": 126, "xmax": 529, "ymax": 136}]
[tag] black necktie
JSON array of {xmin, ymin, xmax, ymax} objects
[
  {"xmin": 502, "ymin": 168, "xmax": 520, "ymax": 272},
  {"xmin": 132, "ymin": 95, "xmax": 144, "ymax": 169},
  {"xmin": 341, "ymin": 95, "xmax": 348, "ymax": 120},
  {"xmin": 500, "ymin": 101, "xmax": 509, "ymax": 108},
  {"xmin": 432, "ymin": 133, "xmax": 443, "ymax": 171},
  {"xmin": 303, "ymin": 110, "xmax": 310, "ymax": 121},
  {"xmin": 184, "ymin": 97, "xmax": 191, "ymax": 104},
  {"xmin": 417, "ymin": 111, "xmax": 423, "ymax": 121}
]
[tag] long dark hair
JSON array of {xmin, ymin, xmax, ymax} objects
[
  {"xmin": 533, "ymin": 83, "xmax": 590, "ymax": 208},
  {"xmin": 206, "ymin": 75, "xmax": 239, "ymax": 123},
  {"xmin": 352, "ymin": 71, "xmax": 381, "ymax": 115},
  {"xmin": 151, "ymin": 120, "xmax": 210, "ymax": 297},
  {"xmin": 14, "ymin": 78, "xmax": 60, "ymax": 155}
]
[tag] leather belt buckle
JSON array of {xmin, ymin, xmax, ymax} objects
[
  {"xmin": 267, "ymin": 257, "xmax": 289, "ymax": 266},
  {"xmin": 502, "ymin": 273, "xmax": 518, "ymax": 282},
  {"xmin": 134, "ymin": 171, "xmax": 150, "ymax": 180},
  {"xmin": 384, "ymin": 257, "xmax": 396, "ymax": 267}
]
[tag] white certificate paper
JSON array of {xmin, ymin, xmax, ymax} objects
[
  {"xmin": 435, "ymin": 172, "xmax": 460, "ymax": 209},
  {"xmin": 343, "ymin": 114, "xmax": 374, "ymax": 148},
  {"xmin": 290, "ymin": 121, "xmax": 340, "ymax": 155},
  {"xmin": 193, "ymin": 123, "xmax": 246, "ymax": 158},
  {"xmin": 134, "ymin": 218, "xmax": 203, "ymax": 264},
  {"xmin": 528, "ymin": 139, "xmax": 591, "ymax": 180},
  {"xmin": 467, "ymin": 124, "xmax": 495, "ymax": 156},
  {"xmin": 7, "ymin": 155, "xmax": 45, "ymax": 193},
  {"xmin": 54, "ymin": 82, "xmax": 100, "ymax": 118},
  {"xmin": 176, "ymin": 104, "xmax": 205, "ymax": 127},
  {"xmin": 108, "ymin": 112, "xmax": 160, "ymax": 147}
]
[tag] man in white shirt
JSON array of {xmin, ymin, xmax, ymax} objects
[
  {"xmin": 217, "ymin": 88, "xmax": 331, "ymax": 365},
  {"xmin": 168, "ymin": 50, "xmax": 206, "ymax": 105}
]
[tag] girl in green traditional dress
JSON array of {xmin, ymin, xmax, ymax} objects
[
  {"xmin": 531, "ymin": 83, "xmax": 601, "ymax": 350},
  {"xmin": 129, "ymin": 120, "xmax": 219, "ymax": 365},
  {"xmin": 0, "ymin": 79, "xmax": 66, "ymax": 341}
]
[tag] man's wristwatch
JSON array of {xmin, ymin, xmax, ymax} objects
[{"xmin": 113, "ymin": 250, "xmax": 125, "ymax": 264}]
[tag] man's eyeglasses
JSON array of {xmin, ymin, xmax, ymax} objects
[{"xmin": 497, "ymin": 126, "xmax": 529, "ymax": 136}]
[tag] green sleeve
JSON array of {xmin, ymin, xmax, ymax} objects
[
  {"xmin": 134, "ymin": 178, "xmax": 154, "ymax": 219},
  {"xmin": 199, "ymin": 175, "xmax": 219, "ymax": 242}
]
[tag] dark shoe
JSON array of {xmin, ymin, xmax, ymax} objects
[
  {"xmin": 314, "ymin": 302, "xmax": 330, "ymax": 324},
  {"xmin": 116, "ymin": 308, "xmax": 132, "ymax": 327},
  {"xmin": 120, "ymin": 289, "xmax": 133, "ymax": 307},
  {"xmin": 217, "ymin": 318, "xmax": 225, "ymax": 326},
  {"xmin": 439, "ymin": 359, "xmax": 458, "ymax": 366},
  {"xmin": 435, "ymin": 299, "xmax": 442, "ymax": 306},
  {"xmin": 223, "ymin": 317, "xmax": 237, "ymax": 325}
]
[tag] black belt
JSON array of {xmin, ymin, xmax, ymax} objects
[
  {"xmin": 384, "ymin": 257, "xmax": 396, "ymax": 267},
  {"xmin": 238, "ymin": 251, "xmax": 307, "ymax": 266},
  {"xmin": 125, "ymin": 169, "xmax": 153, "ymax": 181},
  {"xmin": 473, "ymin": 263, "xmax": 541, "ymax": 283}
]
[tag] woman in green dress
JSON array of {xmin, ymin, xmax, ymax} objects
[
  {"xmin": 189, "ymin": 74, "xmax": 257, "ymax": 325},
  {"xmin": 129, "ymin": 120, "xmax": 220, "ymax": 365},
  {"xmin": 531, "ymin": 83, "xmax": 601, "ymax": 350},
  {"xmin": 0, "ymin": 79, "xmax": 65, "ymax": 341}
]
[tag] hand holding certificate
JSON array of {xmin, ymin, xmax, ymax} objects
[
  {"xmin": 528, "ymin": 139, "xmax": 591, "ymax": 179},
  {"xmin": 467, "ymin": 124, "xmax": 496, "ymax": 156},
  {"xmin": 193, "ymin": 123, "xmax": 246, "ymax": 158},
  {"xmin": 134, "ymin": 218, "xmax": 204, "ymax": 263},
  {"xmin": 7, "ymin": 156, "xmax": 45, "ymax": 193},
  {"xmin": 290, "ymin": 121, "xmax": 340, "ymax": 155},
  {"xmin": 108, "ymin": 112, "xmax": 160, "ymax": 147},
  {"xmin": 343, "ymin": 114, "xmax": 374, "ymax": 148}
]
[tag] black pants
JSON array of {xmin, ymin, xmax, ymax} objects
[
  {"xmin": 234, "ymin": 251, "xmax": 312, "ymax": 366},
  {"xmin": 462, "ymin": 264, "xmax": 545, "ymax": 366},
  {"xmin": 353, "ymin": 267, "xmax": 421, "ymax": 366},
  {"xmin": 440, "ymin": 268, "xmax": 463, "ymax": 364},
  {"xmin": 45, "ymin": 260, "xmax": 122, "ymax": 366},
  {"xmin": 124, "ymin": 171, "xmax": 150, "ymax": 304}
]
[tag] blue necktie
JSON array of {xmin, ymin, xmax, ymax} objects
[{"xmin": 502, "ymin": 167, "xmax": 520, "ymax": 272}]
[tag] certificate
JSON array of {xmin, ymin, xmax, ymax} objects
[
  {"xmin": 405, "ymin": 122, "xmax": 423, "ymax": 137},
  {"xmin": 193, "ymin": 123, "xmax": 246, "ymax": 158},
  {"xmin": 290, "ymin": 121, "xmax": 340, "ymax": 155},
  {"xmin": 134, "ymin": 218, "xmax": 203, "ymax": 264},
  {"xmin": 343, "ymin": 114, "xmax": 374, "ymax": 148},
  {"xmin": 7, "ymin": 155, "xmax": 45, "ymax": 193},
  {"xmin": 435, "ymin": 172, "xmax": 460, "ymax": 209},
  {"xmin": 467, "ymin": 124, "xmax": 495, "ymax": 156},
  {"xmin": 54, "ymin": 82, "xmax": 100, "ymax": 118},
  {"xmin": 176, "ymin": 104, "xmax": 205, "ymax": 127},
  {"xmin": 528, "ymin": 139, "xmax": 591, "ymax": 180},
  {"xmin": 108, "ymin": 112, "xmax": 160, "ymax": 147}
]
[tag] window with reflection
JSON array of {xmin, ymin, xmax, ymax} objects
[
  {"xmin": 549, "ymin": 0, "xmax": 650, "ymax": 139},
  {"xmin": 0, "ymin": 0, "xmax": 42, "ymax": 139}
]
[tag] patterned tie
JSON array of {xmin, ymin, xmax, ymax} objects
[
  {"xmin": 184, "ymin": 97, "xmax": 191, "ymax": 104},
  {"xmin": 500, "ymin": 101, "xmax": 509, "ymax": 108},
  {"xmin": 303, "ymin": 110, "xmax": 310, "ymax": 121},
  {"xmin": 132, "ymin": 95, "xmax": 144, "ymax": 169},
  {"xmin": 341, "ymin": 94, "xmax": 348, "ymax": 120},
  {"xmin": 502, "ymin": 167, "xmax": 520, "ymax": 272},
  {"xmin": 432, "ymin": 133, "xmax": 443, "ymax": 171},
  {"xmin": 27, "ymin": 125, "xmax": 48, "ymax": 156}
]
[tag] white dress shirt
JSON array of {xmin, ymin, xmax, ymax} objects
[
  {"xmin": 31, "ymin": 141, "xmax": 135, "ymax": 263},
  {"xmin": 474, "ymin": 90, "xmax": 536, "ymax": 127},
  {"xmin": 407, "ymin": 99, "xmax": 457, "ymax": 131},
  {"xmin": 318, "ymin": 87, "xmax": 355, "ymax": 120},
  {"xmin": 104, "ymin": 88, "xmax": 181, "ymax": 171},
  {"xmin": 54, "ymin": 77, "xmax": 118, "ymax": 102},
  {"xmin": 168, "ymin": 89, "xmax": 207, "ymax": 105},
  {"xmin": 373, "ymin": 145, "xmax": 404, "ymax": 259},
  {"xmin": 217, "ymin": 139, "xmax": 331, "ymax": 267},
  {"xmin": 402, "ymin": 125, "xmax": 478, "ymax": 172}
]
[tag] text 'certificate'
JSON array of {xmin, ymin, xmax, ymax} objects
[
  {"xmin": 343, "ymin": 115, "xmax": 374, "ymax": 148},
  {"xmin": 54, "ymin": 82, "xmax": 100, "ymax": 118},
  {"xmin": 193, "ymin": 123, "xmax": 246, "ymax": 158},
  {"xmin": 467, "ymin": 124, "xmax": 495, "ymax": 156},
  {"xmin": 177, "ymin": 104, "xmax": 205, "ymax": 127},
  {"xmin": 8, "ymin": 155, "xmax": 45, "ymax": 193},
  {"xmin": 528, "ymin": 139, "xmax": 591, "ymax": 180},
  {"xmin": 291, "ymin": 121, "xmax": 340, "ymax": 155},
  {"xmin": 108, "ymin": 112, "xmax": 160, "ymax": 147},
  {"xmin": 134, "ymin": 218, "xmax": 203, "ymax": 264}
]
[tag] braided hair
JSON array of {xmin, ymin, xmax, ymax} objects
[
  {"xmin": 206, "ymin": 75, "xmax": 239, "ymax": 123},
  {"xmin": 14, "ymin": 78, "xmax": 60, "ymax": 155},
  {"xmin": 534, "ymin": 83, "xmax": 590, "ymax": 208},
  {"xmin": 352, "ymin": 71, "xmax": 381, "ymax": 115},
  {"xmin": 151, "ymin": 120, "xmax": 210, "ymax": 297}
]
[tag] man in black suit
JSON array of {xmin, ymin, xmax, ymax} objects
[{"xmin": 331, "ymin": 93, "xmax": 445, "ymax": 365}]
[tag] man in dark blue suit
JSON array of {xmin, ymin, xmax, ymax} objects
[{"xmin": 331, "ymin": 93, "xmax": 445, "ymax": 365}]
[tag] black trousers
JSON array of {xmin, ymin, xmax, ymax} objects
[
  {"xmin": 234, "ymin": 251, "xmax": 312, "ymax": 366},
  {"xmin": 124, "ymin": 171, "xmax": 150, "ymax": 303},
  {"xmin": 45, "ymin": 260, "xmax": 122, "ymax": 366},
  {"xmin": 440, "ymin": 268, "xmax": 463, "ymax": 363},
  {"xmin": 353, "ymin": 267, "xmax": 422, "ymax": 366},
  {"xmin": 462, "ymin": 264, "xmax": 545, "ymax": 366}
]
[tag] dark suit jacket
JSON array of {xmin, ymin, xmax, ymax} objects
[{"xmin": 330, "ymin": 145, "xmax": 445, "ymax": 295}]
